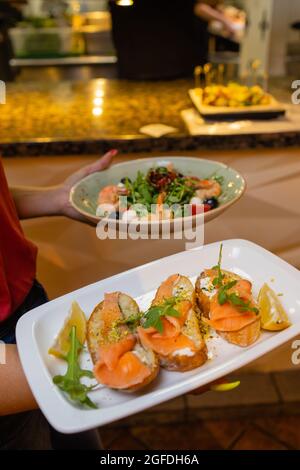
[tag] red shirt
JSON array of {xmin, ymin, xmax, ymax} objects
[{"xmin": 0, "ymin": 158, "xmax": 37, "ymax": 322}]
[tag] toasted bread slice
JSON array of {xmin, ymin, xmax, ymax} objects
[
  {"xmin": 138, "ymin": 275, "xmax": 207, "ymax": 372},
  {"xmin": 195, "ymin": 270, "xmax": 261, "ymax": 347},
  {"xmin": 87, "ymin": 292, "xmax": 159, "ymax": 392}
]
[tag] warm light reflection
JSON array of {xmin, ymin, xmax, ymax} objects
[
  {"xmin": 95, "ymin": 89, "xmax": 104, "ymax": 98},
  {"xmin": 93, "ymin": 97, "xmax": 103, "ymax": 106},
  {"xmin": 116, "ymin": 0, "xmax": 134, "ymax": 6},
  {"xmin": 92, "ymin": 107, "xmax": 103, "ymax": 116}
]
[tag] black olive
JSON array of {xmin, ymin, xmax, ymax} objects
[
  {"xmin": 120, "ymin": 177, "xmax": 131, "ymax": 184},
  {"xmin": 203, "ymin": 197, "xmax": 219, "ymax": 209}
]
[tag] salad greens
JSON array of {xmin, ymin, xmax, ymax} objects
[
  {"xmin": 53, "ymin": 326, "xmax": 97, "ymax": 409},
  {"xmin": 124, "ymin": 167, "xmax": 198, "ymax": 216}
]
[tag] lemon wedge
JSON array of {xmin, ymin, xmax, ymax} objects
[
  {"xmin": 258, "ymin": 283, "xmax": 291, "ymax": 331},
  {"xmin": 48, "ymin": 301, "xmax": 87, "ymax": 358}
]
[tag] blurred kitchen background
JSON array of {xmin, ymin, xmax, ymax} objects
[{"xmin": 1, "ymin": 0, "xmax": 300, "ymax": 82}]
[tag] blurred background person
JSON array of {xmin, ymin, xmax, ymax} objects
[
  {"xmin": 109, "ymin": 0, "xmax": 236, "ymax": 80},
  {"xmin": 0, "ymin": 1, "xmax": 24, "ymax": 81}
]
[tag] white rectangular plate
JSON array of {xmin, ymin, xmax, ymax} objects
[
  {"xmin": 189, "ymin": 88, "xmax": 286, "ymax": 117},
  {"xmin": 16, "ymin": 239, "xmax": 300, "ymax": 434}
]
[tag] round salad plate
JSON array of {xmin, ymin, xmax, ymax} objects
[{"xmin": 69, "ymin": 156, "xmax": 246, "ymax": 227}]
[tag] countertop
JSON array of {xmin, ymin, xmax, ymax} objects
[{"xmin": 1, "ymin": 77, "xmax": 300, "ymax": 156}]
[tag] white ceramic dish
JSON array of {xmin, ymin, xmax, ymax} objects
[{"xmin": 16, "ymin": 239, "xmax": 300, "ymax": 433}]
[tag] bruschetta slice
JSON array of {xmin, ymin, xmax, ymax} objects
[
  {"xmin": 87, "ymin": 292, "xmax": 159, "ymax": 392},
  {"xmin": 195, "ymin": 268, "xmax": 261, "ymax": 347},
  {"xmin": 137, "ymin": 274, "xmax": 207, "ymax": 372}
]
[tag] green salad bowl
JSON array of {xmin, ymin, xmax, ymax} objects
[{"xmin": 69, "ymin": 156, "xmax": 246, "ymax": 227}]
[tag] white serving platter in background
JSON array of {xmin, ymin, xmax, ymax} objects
[
  {"xmin": 16, "ymin": 239, "xmax": 300, "ymax": 433},
  {"xmin": 189, "ymin": 88, "xmax": 286, "ymax": 120}
]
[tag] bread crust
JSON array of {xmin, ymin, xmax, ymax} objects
[
  {"xmin": 87, "ymin": 292, "xmax": 159, "ymax": 392},
  {"xmin": 195, "ymin": 271, "xmax": 261, "ymax": 347}
]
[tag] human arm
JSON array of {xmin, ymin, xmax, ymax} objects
[
  {"xmin": 0, "ymin": 344, "xmax": 37, "ymax": 416},
  {"xmin": 10, "ymin": 149, "xmax": 116, "ymax": 222},
  {"xmin": 195, "ymin": 2, "xmax": 236, "ymax": 35}
]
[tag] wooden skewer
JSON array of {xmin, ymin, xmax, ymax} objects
[
  {"xmin": 251, "ymin": 59, "xmax": 261, "ymax": 86},
  {"xmin": 217, "ymin": 64, "xmax": 225, "ymax": 85},
  {"xmin": 203, "ymin": 63, "xmax": 212, "ymax": 87},
  {"xmin": 194, "ymin": 66, "xmax": 202, "ymax": 89}
]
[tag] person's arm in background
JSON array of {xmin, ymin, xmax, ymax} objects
[
  {"xmin": 0, "ymin": 150, "xmax": 116, "ymax": 416},
  {"xmin": 195, "ymin": 1, "xmax": 236, "ymax": 35},
  {"xmin": 0, "ymin": 345, "xmax": 37, "ymax": 415},
  {"xmin": 10, "ymin": 150, "xmax": 116, "ymax": 222}
]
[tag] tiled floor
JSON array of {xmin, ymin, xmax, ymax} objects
[{"xmin": 99, "ymin": 371, "xmax": 300, "ymax": 450}]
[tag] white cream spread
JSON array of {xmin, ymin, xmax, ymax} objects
[
  {"xmin": 200, "ymin": 277, "xmax": 217, "ymax": 299},
  {"xmin": 172, "ymin": 347, "xmax": 195, "ymax": 357}
]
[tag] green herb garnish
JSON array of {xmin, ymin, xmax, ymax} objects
[
  {"xmin": 212, "ymin": 245, "xmax": 259, "ymax": 315},
  {"xmin": 53, "ymin": 326, "xmax": 97, "ymax": 409},
  {"xmin": 143, "ymin": 296, "xmax": 184, "ymax": 333},
  {"xmin": 212, "ymin": 243, "xmax": 225, "ymax": 288}
]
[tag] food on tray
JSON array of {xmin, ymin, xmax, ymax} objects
[
  {"xmin": 87, "ymin": 292, "xmax": 159, "ymax": 391},
  {"xmin": 96, "ymin": 164, "xmax": 223, "ymax": 221},
  {"xmin": 138, "ymin": 274, "xmax": 207, "ymax": 371},
  {"xmin": 49, "ymin": 244, "xmax": 291, "ymax": 407},
  {"xmin": 258, "ymin": 284, "xmax": 291, "ymax": 331},
  {"xmin": 48, "ymin": 301, "xmax": 87, "ymax": 359},
  {"xmin": 53, "ymin": 325, "xmax": 97, "ymax": 409},
  {"xmin": 202, "ymin": 83, "xmax": 272, "ymax": 108},
  {"xmin": 195, "ymin": 245, "xmax": 261, "ymax": 347}
]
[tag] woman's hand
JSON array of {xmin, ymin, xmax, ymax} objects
[
  {"xmin": 11, "ymin": 149, "xmax": 117, "ymax": 222},
  {"xmin": 54, "ymin": 149, "xmax": 117, "ymax": 222}
]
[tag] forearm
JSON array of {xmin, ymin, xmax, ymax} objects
[
  {"xmin": 0, "ymin": 345, "xmax": 37, "ymax": 416},
  {"xmin": 195, "ymin": 3, "xmax": 228, "ymax": 24},
  {"xmin": 10, "ymin": 185, "xmax": 63, "ymax": 220}
]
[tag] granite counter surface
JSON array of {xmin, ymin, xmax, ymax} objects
[{"xmin": 1, "ymin": 77, "xmax": 300, "ymax": 157}]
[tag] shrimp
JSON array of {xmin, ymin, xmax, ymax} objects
[
  {"xmin": 98, "ymin": 185, "xmax": 119, "ymax": 207},
  {"xmin": 195, "ymin": 179, "xmax": 222, "ymax": 201}
]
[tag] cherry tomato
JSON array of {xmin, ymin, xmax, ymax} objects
[{"xmin": 190, "ymin": 204, "xmax": 211, "ymax": 215}]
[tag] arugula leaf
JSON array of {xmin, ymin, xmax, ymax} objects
[
  {"xmin": 143, "ymin": 297, "xmax": 182, "ymax": 334},
  {"xmin": 212, "ymin": 243, "xmax": 225, "ymax": 287},
  {"xmin": 212, "ymin": 245, "xmax": 259, "ymax": 315},
  {"xmin": 227, "ymin": 293, "xmax": 259, "ymax": 314},
  {"xmin": 53, "ymin": 326, "xmax": 97, "ymax": 409}
]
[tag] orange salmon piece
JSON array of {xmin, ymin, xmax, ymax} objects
[
  {"xmin": 94, "ymin": 351, "xmax": 152, "ymax": 390},
  {"xmin": 100, "ymin": 292, "xmax": 122, "ymax": 331},
  {"xmin": 153, "ymin": 274, "xmax": 180, "ymax": 304},
  {"xmin": 208, "ymin": 279, "xmax": 258, "ymax": 332},
  {"xmin": 138, "ymin": 327, "xmax": 196, "ymax": 356},
  {"xmin": 98, "ymin": 335, "xmax": 136, "ymax": 371}
]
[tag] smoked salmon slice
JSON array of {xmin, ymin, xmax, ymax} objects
[
  {"xmin": 94, "ymin": 351, "xmax": 152, "ymax": 390},
  {"xmin": 138, "ymin": 326, "xmax": 196, "ymax": 357},
  {"xmin": 138, "ymin": 275, "xmax": 194, "ymax": 356},
  {"xmin": 206, "ymin": 279, "xmax": 258, "ymax": 332},
  {"xmin": 87, "ymin": 292, "xmax": 159, "ymax": 391}
]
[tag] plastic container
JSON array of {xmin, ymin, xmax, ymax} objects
[{"xmin": 9, "ymin": 27, "xmax": 75, "ymax": 58}]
